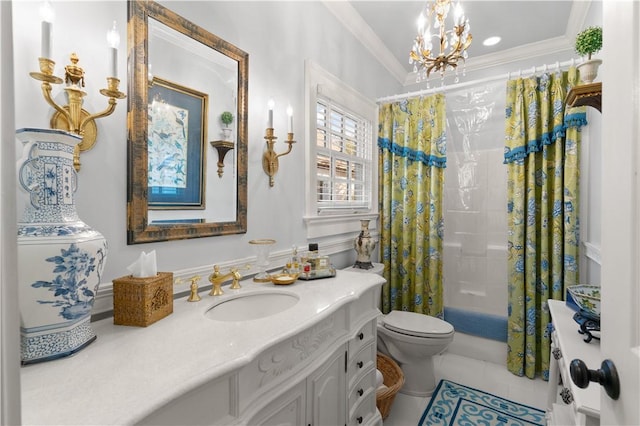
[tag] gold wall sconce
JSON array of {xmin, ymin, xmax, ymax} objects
[
  {"xmin": 210, "ymin": 141, "xmax": 234, "ymax": 178},
  {"xmin": 29, "ymin": 4, "xmax": 126, "ymax": 172},
  {"xmin": 262, "ymin": 100, "xmax": 295, "ymax": 187}
]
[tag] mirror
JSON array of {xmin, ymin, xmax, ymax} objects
[{"xmin": 127, "ymin": 0, "xmax": 248, "ymax": 244}]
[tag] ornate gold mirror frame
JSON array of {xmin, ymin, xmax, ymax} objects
[{"xmin": 127, "ymin": 0, "xmax": 248, "ymax": 244}]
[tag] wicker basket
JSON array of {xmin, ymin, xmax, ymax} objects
[
  {"xmin": 376, "ymin": 352, "xmax": 404, "ymax": 420},
  {"xmin": 113, "ymin": 272, "xmax": 173, "ymax": 327}
]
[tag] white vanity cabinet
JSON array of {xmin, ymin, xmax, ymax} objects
[
  {"xmin": 306, "ymin": 344, "xmax": 348, "ymax": 426},
  {"xmin": 347, "ymin": 320, "xmax": 378, "ymax": 425},
  {"xmin": 246, "ymin": 319, "xmax": 380, "ymax": 426},
  {"xmin": 547, "ymin": 300, "xmax": 600, "ymax": 426},
  {"xmin": 21, "ymin": 272, "xmax": 384, "ymax": 426},
  {"xmin": 248, "ymin": 344, "xmax": 346, "ymax": 426},
  {"xmin": 246, "ymin": 314, "xmax": 381, "ymax": 426}
]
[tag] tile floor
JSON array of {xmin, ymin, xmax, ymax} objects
[{"xmin": 382, "ymin": 351, "xmax": 549, "ymax": 425}]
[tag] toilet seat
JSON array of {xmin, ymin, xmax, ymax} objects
[{"xmin": 382, "ymin": 311, "xmax": 454, "ymax": 338}]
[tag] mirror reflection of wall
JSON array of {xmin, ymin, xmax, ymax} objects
[{"xmin": 147, "ymin": 16, "xmax": 238, "ymax": 223}]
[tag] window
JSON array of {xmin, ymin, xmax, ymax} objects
[
  {"xmin": 304, "ymin": 60, "xmax": 378, "ymax": 239},
  {"xmin": 315, "ymin": 98, "xmax": 372, "ymax": 212}
]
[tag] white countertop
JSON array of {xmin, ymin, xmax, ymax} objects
[{"xmin": 21, "ymin": 270, "xmax": 384, "ymax": 425}]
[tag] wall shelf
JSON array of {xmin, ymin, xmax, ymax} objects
[{"xmin": 566, "ymin": 82, "xmax": 602, "ymax": 112}]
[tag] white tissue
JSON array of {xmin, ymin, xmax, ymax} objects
[{"xmin": 127, "ymin": 250, "xmax": 158, "ymax": 278}]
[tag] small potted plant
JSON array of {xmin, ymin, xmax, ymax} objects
[
  {"xmin": 575, "ymin": 26, "xmax": 602, "ymax": 84},
  {"xmin": 220, "ymin": 111, "xmax": 234, "ymax": 141}
]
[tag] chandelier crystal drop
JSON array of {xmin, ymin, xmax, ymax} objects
[{"xmin": 409, "ymin": 0, "xmax": 472, "ymax": 82}]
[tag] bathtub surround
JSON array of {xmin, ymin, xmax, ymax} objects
[
  {"xmin": 443, "ymin": 81, "xmax": 507, "ymax": 320},
  {"xmin": 16, "ymin": 128, "xmax": 108, "ymax": 364},
  {"xmin": 444, "ymin": 306, "xmax": 507, "ymax": 342}
]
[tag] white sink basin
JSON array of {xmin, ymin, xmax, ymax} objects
[{"xmin": 205, "ymin": 292, "xmax": 299, "ymax": 321}]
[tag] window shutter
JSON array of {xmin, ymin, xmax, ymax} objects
[{"xmin": 315, "ymin": 98, "xmax": 372, "ymax": 213}]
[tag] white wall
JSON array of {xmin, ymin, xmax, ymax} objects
[{"xmin": 11, "ymin": 1, "xmax": 402, "ymax": 314}]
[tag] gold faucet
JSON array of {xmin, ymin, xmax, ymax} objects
[
  {"xmin": 208, "ymin": 265, "xmax": 242, "ymax": 296},
  {"xmin": 174, "ymin": 275, "xmax": 203, "ymax": 302}
]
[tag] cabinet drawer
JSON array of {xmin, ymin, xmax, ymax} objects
[
  {"xmin": 348, "ymin": 368, "xmax": 376, "ymax": 412},
  {"xmin": 349, "ymin": 320, "xmax": 376, "ymax": 357},
  {"xmin": 348, "ymin": 342, "xmax": 376, "ymax": 388},
  {"xmin": 348, "ymin": 388, "xmax": 377, "ymax": 426}
]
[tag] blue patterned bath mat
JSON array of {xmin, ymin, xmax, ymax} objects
[{"xmin": 418, "ymin": 380, "xmax": 546, "ymax": 425}]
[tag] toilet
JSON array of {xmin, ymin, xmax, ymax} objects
[
  {"xmin": 377, "ymin": 310, "xmax": 454, "ymax": 396},
  {"xmin": 344, "ymin": 263, "xmax": 455, "ymax": 397}
]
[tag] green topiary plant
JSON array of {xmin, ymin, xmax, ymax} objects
[
  {"xmin": 220, "ymin": 111, "xmax": 234, "ymax": 127},
  {"xmin": 575, "ymin": 26, "xmax": 602, "ymax": 60}
]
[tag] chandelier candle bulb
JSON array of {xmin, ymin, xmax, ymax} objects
[
  {"xmin": 40, "ymin": 0, "xmax": 54, "ymax": 59},
  {"xmin": 454, "ymin": 2, "xmax": 464, "ymax": 25},
  {"xmin": 417, "ymin": 13, "xmax": 426, "ymax": 34}
]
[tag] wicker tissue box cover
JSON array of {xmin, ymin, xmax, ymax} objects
[{"xmin": 113, "ymin": 272, "xmax": 173, "ymax": 327}]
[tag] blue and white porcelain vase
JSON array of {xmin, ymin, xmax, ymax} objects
[
  {"xmin": 16, "ymin": 128, "xmax": 108, "ymax": 365},
  {"xmin": 354, "ymin": 219, "xmax": 377, "ymax": 270}
]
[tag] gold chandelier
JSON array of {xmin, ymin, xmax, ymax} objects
[{"xmin": 409, "ymin": 0, "xmax": 472, "ymax": 82}]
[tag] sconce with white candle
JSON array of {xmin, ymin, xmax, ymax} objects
[
  {"xmin": 29, "ymin": 4, "xmax": 126, "ymax": 172},
  {"xmin": 262, "ymin": 100, "xmax": 295, "ymax": 187}
]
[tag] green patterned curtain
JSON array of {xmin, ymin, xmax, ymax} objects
[
  {"xmin": 378, "ymin": 95, "xmax": 447, "ymax": 318},
  {"xmin": 504, "ymin": 68, "xmax": 586, "ymax": 380}
]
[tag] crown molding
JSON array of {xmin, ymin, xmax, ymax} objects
[
  {"xmin": 566, "ymin": 0, "xmax": 593, "ymax": 39},
  {"xmin": 322, "ymin": 1, "xmax": 408, "ymax": 84}
]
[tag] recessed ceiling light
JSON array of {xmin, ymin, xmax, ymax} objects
[{"xmin": 483, "ymin": 36, "xmax": 501, "ymax": 47}]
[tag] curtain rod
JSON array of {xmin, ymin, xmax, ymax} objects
[{"xmin": 376, "ymin": 58, "xmax": 578, "ymax": 104}]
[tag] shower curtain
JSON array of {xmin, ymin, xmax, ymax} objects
[
  {"xmin": 378, "ymin": 94, "xmax": 447, "ymax": 317},
  {"xmin": 504, "ymin": 68, "xmax": 586, "ymax": 379}
]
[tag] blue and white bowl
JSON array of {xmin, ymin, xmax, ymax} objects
[{"xmin": 566, "ymin": 285, "xmax": 601, "ymax": 320}]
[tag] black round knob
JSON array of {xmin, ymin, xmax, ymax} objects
[
  {"xmin": 358, "ymin": 332, "xmax": 364, "ymax": 340},
  {"xmin": 357, "ymin": 361, "xmax": 363, "ymax": 368},
  {"xmin": 358, "ymin": 388, "xmax": 364, "ymax": 396},
  {"xmin": 570, "ymin": 358, "xmax": 620, "ymax": 400},
  {"xmin": 357, "ymin": 416, "xmax": 363, "ymax": 424}
]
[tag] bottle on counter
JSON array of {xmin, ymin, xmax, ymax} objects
[{"xmin": 289, "ymin": 245, "xmax": 300, "ymax": 275}]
